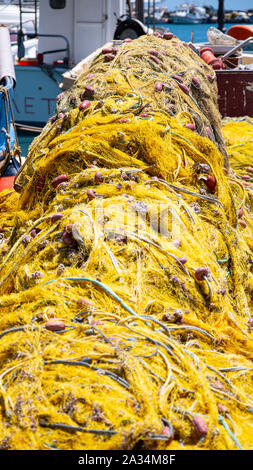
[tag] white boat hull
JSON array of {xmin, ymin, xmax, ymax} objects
[{"xmin": 170, "ymin": 16, "xmax": 205, "ymax": 24}]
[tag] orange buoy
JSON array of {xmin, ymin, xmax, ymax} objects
[
  {"xmin": 227, "ymin": 25, "xmax": 253, "ymax": 41},
  {"xmin": 0, "ymin": 176, "xmax": 15, "ymax": 192},
  {"xmin": 200, "ymin": 47, "xmax": 224, "ymax": 69},
  {"xmin": 200, "ymin": 47, "xmax": 217, "ymax": 64}
]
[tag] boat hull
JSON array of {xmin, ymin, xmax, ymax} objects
[
  {"xmin": 216, "ymin": 70, "xmax": 253, "ymax": 118},
  {"xmin": 170, "ymin": 16, "xmax": 205, "ymax": 24},
  {"xmin": 13, "ymin": 65, "xmax": 68, "ymax": 125}
]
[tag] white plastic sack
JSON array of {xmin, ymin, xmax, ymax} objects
[{"xmin": 207, "ymin": 27, "xmax": 239, "ymax": 45}]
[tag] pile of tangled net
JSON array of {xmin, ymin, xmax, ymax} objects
[{"xmin": 0, "ymin": 34, "xmax": 253, "ymax": 450}]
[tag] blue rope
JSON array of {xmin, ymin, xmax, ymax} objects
[
  {"xmin": 40, "ymin": 276, "xmax": 138, "ymax": 317},
  {"xmin": 218, "ymin": 415, "xmax": 243, "ymax": 450}
]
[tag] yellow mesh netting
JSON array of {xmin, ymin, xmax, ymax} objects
[{"xmin": 0, "ymin": 34, "xmax": 252, "ymax": 450}]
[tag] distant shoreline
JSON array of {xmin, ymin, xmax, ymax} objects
[{"xmin": 146, "ymin": 21, "xmax": 253, "ymax": 26}]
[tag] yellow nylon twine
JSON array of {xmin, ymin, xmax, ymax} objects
[{"xmin": 0, "ymin": 34, "xmax": 252, "ymax": 450}]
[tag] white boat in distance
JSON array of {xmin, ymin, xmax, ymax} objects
[{"xmin": 170, "ymin": 4, "xmax": 207, "ymax": 24}]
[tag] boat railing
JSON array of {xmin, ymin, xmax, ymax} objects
[
  {"xmin": 29, "ymin": 33, "xmax": 70, "ymax": 66},
  {"xmin": 16, "ymin": 0, "xmax": 69, "ymax": 66},
  {"xmin": 16, "ymin": 31, "xmax": 70, "ymax": 66}
]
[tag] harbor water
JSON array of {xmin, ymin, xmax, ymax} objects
[
  {"xmin": 157, "ymin": 22, "xmax": 239, "ymax": 43},
  {"xmin": 18, "ymin": 130, "xmax": 38, "ymax": 157}
]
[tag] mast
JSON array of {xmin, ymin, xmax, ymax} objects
[
  {"xmin": 217, "ymin": 0, "xmax": 225, "ymax": 32},
  {"xmin": 135, "ymin": 0, "xmax": 144, "ymax": 23}
]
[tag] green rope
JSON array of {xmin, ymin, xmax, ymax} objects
[
  {"xmin": 218, "ymin": 415, "xmax": 243, "ymax": 450},
  {"xmin": 40, "ymin": 276, "xmax": 138, "ymax": 317}
]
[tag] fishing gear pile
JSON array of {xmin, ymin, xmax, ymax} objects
[{"xmin": 0, "ymin": 34, "xmax": 252, "ymax": 450}]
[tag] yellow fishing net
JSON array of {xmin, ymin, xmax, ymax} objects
[{"xmin": 0, "ymin": 34, "xmax": 252, "ymax": 450}]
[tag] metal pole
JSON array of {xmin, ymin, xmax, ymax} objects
[
  {"xmin": 35, "ymin": 0, "xmax": 38, "ymax": 36},
  {"xmin": 136, "ymin": 0, "xmax": 144, "ymax": 23},
  {"xmin": 217, "ymin": 0, "xmax": 225, "ymax": 32},
  {"xmin": 126, "ymin": 0, "xmax": 132, "ymax": 19},
  {"xmin": 18, "ymin": 0, "xmax": 22, "ymax": 32},
  {"xmin": 17, "ymin": 0, "xmax": 25, "ymax": 60},
  {"xmin": 147, "ymin": 0, "xmax": 150, "ymax": 30},
  {"xmin": 153, "ymin": 0, "xmax": 155, "ymax": 31}
]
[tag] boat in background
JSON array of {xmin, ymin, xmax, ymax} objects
[
  {"xmin": 170, "ymin": 4, "xmax": 207, "ymax": 24},
  {"xmin": 233, "ymin": 12, "xmax": 250, "ymax": 23},
  {"xmin": 226, "ymin": 11, "xmax": 250, "ymax": 24}
]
